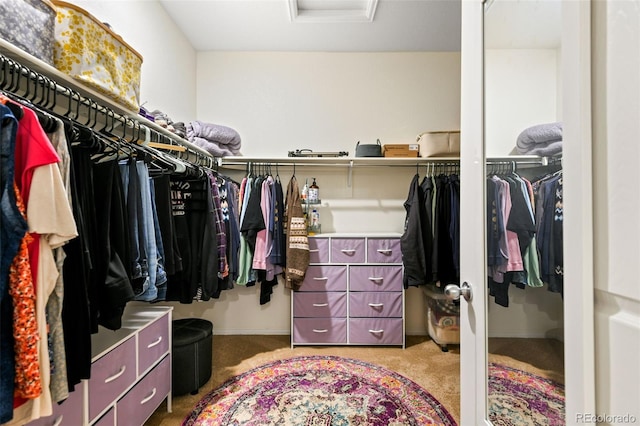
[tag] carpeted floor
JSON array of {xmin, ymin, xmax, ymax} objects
[{"xmin": 146, "ymin": 335, "xmax": 563, "ymax": 425}]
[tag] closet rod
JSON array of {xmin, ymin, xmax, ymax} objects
[
  {"xmin": 0, "ymin": 50, "xmax": 213, "ymax": 161},
  {"xmin": 218, "ymin": 155, "xmax": 557, "ymax": 169}
]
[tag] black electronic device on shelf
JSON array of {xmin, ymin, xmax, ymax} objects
[{"xmin": 288, "ymin": 149, "xmax": 349, "ymax": 158}]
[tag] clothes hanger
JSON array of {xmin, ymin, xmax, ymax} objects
[{"xmin": 0, "ymin": 92, "xmax": 24, "ymax": 120}]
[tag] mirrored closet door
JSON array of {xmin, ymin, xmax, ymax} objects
[{"xmin": 483, "ymin": 0, "xmax": 565, "ymax": 422}]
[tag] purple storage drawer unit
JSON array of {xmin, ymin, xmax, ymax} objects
[
  {"xmin": 137, "ymin": 313, "xmax": 170, "ymax": 374},
  {"xmin": 293, "ymin": 318, "xmax": 347, "ymax": 344},
  {"xmin": 367, "ymin": 238, "xmax": 402, "ymax": 263},
  {"xmin": 349, "ymin": 318, "xmax": 404, "ymax": 345},
  {"xmin": 116, "ymin": 356, "xmax": 171, "ymax": 426},
  {"xmin": 88, "ymin": 336, "xmax": 137, "ymax": 422},
  {"xmin": 308, "ymin": 237, "xmax": 329, "ymax": 263},
  {"xmin": 331, "ymin": 238, "xmax": 365, "ymax": 263},
  {"xmin": 349, "ymin": 265, "xmax": 403, "ymax": 292},
  {"xmin": 349, "ymin": 292, "xmax": 403, "ymax": 318},
  {"xmin": 293, "ymin": 292, "xmax": 347, "ymax": 318},
  {"xmin": 299, "ymin": 265, "xmax": 347, "ymax": 292},
  {"xmin": 25, "ymin": 381, "xmax": 84, "ymax": 426}
]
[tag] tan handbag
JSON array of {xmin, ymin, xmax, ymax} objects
[{"xmin": 416, "ymin": 131, "xmax": 461, "ymax": 157}]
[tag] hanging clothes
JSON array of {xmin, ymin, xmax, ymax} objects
[
  {"xmin": 4, "ymin": 104, "xmax": 77, "ymax": 426},
  {"xmin": 486, "ymin": 168, "xmax": 562, "ymax": 307},
  {"xmin": 62, "ymin": 123, "xmax": 95, "ymax": 392},
  {"xmin": 0, "ymin": 104, "xmax": 28, "ymax": 424},
  {"xmin": 166, "ymin": 174, "xmax": 218, "ymax": 303},
  {"xmin": 400, "ymin": 169, "xmax": 460, "ymax": 289},
  {"xmin": 218, "ymin": 175, "xmax": 240, "ymax": 290},
  {"xmin": 400, "ymin": 173, "xmax": 429, "ymax": 288},
  {"xmin": 283, "ymin": 175, "xmax": 309, "ymax": 290}
]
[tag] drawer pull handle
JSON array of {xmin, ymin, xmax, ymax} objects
[
  {"xmin": 368, "ymin": 303, "xmax": 384, "ymax": 307},
  {"xmin": 340, "ymin": 249, "xmax": 356, "ymax": 254},
  {"xmin": 377, "ymin": 249, "xmax": 392, "ymax": 253},
  {"xmin": 312, "ymin": 277, "xmax": 328, "ymax": 281},
  {"xmin": 368, "ymin": 277, "xmax": 384, "ymax": 281},
  {"xmin": 312, "ymin": 303, "xmax": 329, "ymax": 307},
  {"xmin": 368, "ymin": 329, "xmax": 384, "ymax": 334},
  {"xmin": 53, "ymin": 416, "xmax": 63, "ymax": 426},
  {"xmin": 309, "ymin": 249, "xmax": 320, "ymax": 253},
  {"xmin": 313, "ymin": 329, "xmax": 329, "ymax": 333},
  {"xmin": 140, "ymin": 387, "xmax": 157, "ymax": 405},
  {"xmin": 104, "ymin": 365, "xmax": 126, "ymax": 383},
  {"xmin": 147, "ymin": 336, "xmax": 163, "ymax": 348}
]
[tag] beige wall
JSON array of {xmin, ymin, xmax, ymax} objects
[
  {"xmin": 165, "ymin": 51, "xmax": 461, "ymax": 335},
  {"xmin": 485, "ymin": 49, "xmax": 559, "ymax": 156},
  {"xmin": 73, "ymin": 0, "xmax": 197, "ymax": 122}
]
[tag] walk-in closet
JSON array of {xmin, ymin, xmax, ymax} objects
[{"xmin": 1, "ymin": 0, "xmax": 639, "ymax": 425}]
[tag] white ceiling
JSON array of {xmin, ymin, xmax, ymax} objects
[
  {"xmin": 158, "ymin": 0, "xmax": 461, "ymax": 52},
  {"xmin": 484, "ymin": 0, "xmax": 561, "ymax": 49},
  {"xmin": 158, "ymin": 0, "xmax": 561, "ymax": 53}
]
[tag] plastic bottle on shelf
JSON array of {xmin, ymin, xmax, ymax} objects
[
  {"xmin": 308, "ymin": 178, "xmax": 319, "ymax": 203},
  {"xmin": 309, "ymin": 208, "xmax": 321, "ymax": 235},
  {"xmin": 301, "ymin": 179, "xmax": 308, "ymax": 201}
]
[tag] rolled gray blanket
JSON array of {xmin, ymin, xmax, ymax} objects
[
  {"xmin": 516, "ymin": 122, "xmax": 563, "ymax": 155},
  {"xmin": 187, "ymin": 121, "xmax": 242, "ymax": 155}
]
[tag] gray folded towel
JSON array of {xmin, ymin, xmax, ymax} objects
[
  {"xmin": 187, "ymin": 121, "xmax": 242, "ymax": 156},
  {"xmin": 516, "ymin": 122, "xmax": 563, "ymax": 155}
]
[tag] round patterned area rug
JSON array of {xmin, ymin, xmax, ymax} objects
[
  {"xmin": 488, "ymin": 363, "xmax": 565, "ymax": 426},
  {"xmin": 183, "ymin": 355, "xmax": 456, "ymax": 426}
]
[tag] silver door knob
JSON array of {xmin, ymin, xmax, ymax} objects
[{"xmin": 444, "ymin": 282, "xmax": 473, "ymax": 302}]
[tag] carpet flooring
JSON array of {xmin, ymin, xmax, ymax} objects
[{"xmin": 146, "ymin": 336, "xmax": 564, "ymax": 425}]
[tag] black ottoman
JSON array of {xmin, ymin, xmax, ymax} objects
[{"xmin": 172, "ymin": 318, "xmax": 213, "ymax": 396}]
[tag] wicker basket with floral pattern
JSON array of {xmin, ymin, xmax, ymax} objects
[{"xmin": 51, "ymin": 0, "xmax": 143, "ymax": 112}]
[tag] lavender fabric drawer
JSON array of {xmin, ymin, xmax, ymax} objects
[
  {"xmin": 349, "ymin": 292, "xmax": 403, "ymax": 318},
  {"xmin": 88, "ymin": 336, "xmax": 137, "ymax": 422},
  {"xmin": 294, "ymin": 292, "xmax": 347, "ymax": 318},
  {"xmin": 137, "ymin": 313, "xmax": 170, "ymax": 374},
  {"xmin": 25, "ymin": 381, "xmax": 84, "ymax": 426},
  {"xmin": 117, "ymin": 356, "xmax": 170, "ymax": 426},
  {"xmin": 308, "ymin": 237, "xmax": 329, "ymax": 263},
  {"xmin": 349, "ymin": 265, "xmax": 403, "ymax": 292},
  {"xmin": 293, "ymin": 318, "xmax": 347, "ymax": 344},
  {"xmin": 367, "ymin": 238, "xmax": 402, "ymax": 263},
  {"xmin": 93, "ymin": 407, "xmax": 115, "ymax": 426},
  {"xmin": 331, "ymin": 238, "xmax": 365, "ymax": 263},
  {"xmin": 299, "ymin": 265, "xmax": 347, "ymax": 292},
  {"xmin": 349, "ymin": 318, "xmax": 404, "ymax": 345}
]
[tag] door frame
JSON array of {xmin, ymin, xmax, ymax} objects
[
  {"xmin": 459, "ymin": 0, "xmax": 595, "ymax": 424},
  {"xmin": 459, "ymin": 0, "xmax": 489, "ymax": 424}
]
